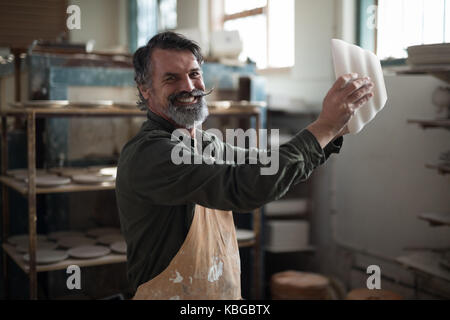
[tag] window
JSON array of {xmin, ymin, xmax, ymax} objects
[
  {"xmin": 218, "ymin": 0, "xmax": 294, "ymax": 69},
  {"xmin": 374, "ymin": 0, "xmax": 450, "ymax": 59},
  {"xmin": 129, "ymin": 0, "xmax": 177, "ymax": 53}
]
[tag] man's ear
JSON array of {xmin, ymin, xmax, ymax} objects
[{"xmin": 138, "ymin": 85, "xmax": 151, "ymax": 100}]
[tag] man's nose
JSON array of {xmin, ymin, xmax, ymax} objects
[{"xmin": 178, "ymin": 75, "xmax": 195, "ymax": 93}]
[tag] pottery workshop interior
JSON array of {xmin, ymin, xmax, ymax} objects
[{"xmin": 0, "ymin": 0, "xmax": 449, "ymax": 301}]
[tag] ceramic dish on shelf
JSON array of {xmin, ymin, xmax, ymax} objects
[
  {"xmin": 97, "ymin": 234, "xmax": 124, "ymax": 245},
  {"xmin": 113, "ymin": 101, "xmax": 138, "ymax": 109},
  {"xmin": 57, "ymin": 236, "xmax": 97, "ymax": 249},
  {"xmin": 24, "ymin": 176, "xmax": 71, "ymax": 187},
  {"xmin": 99, "ymin": 167, "xmax": 117, "ymax": 178},
  {"xmin": 47, "ymin": 230, "xmax": 85, "ymax": 241},
  {"xmin": 71, "ymin": 174, "xmax": 115, "ymax": 184},
  {"xmin": 85, "ymin": 227, "xmax": 121, "ymax": 238},
  {"xmin": 67, "ymin": 100, "xmax": 114, "ymax": 109},
  {"xmin": 110, "ymin": 241, "xmax": 127, "ymax": 254},
  {"xmin": 68, "ymin": 245, "xmax": 111, "ymax": 259},
  {"xmin": 16, "ymin": 241, "xmax": 58, "ymax": 253},
  {"xmin": 48, "ymin": 167, "xmax": 90, "ymax": 177},
  {"xmin": 8, "ymin": 234, "xmax": 48, "ymax": 246},
  {"xmin": 7, "ymin": 169, "xmax": 50, "ymax": 180},
  {"xmin": 9, "ymin": 100, "xmax": 69, "ymax": 109},
  {"xmin": 23, "ymin": 249, "xmax": 69, "ymax": 264},
  {"xmin": 236, "ymin": 229, "xmax": 255, "ymax": 242}
]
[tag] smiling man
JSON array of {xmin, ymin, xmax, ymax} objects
[{"xmin": 116, "ymin": 32, "xmax": 374, "ymax": 300}]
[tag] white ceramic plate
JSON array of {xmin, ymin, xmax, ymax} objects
[
  {"xmin": 10, "ymin": 100, "xmax": 69, "ymax": 109},
  {"xmin": 85, "ymin": 227, "xmax": 121, "ymax": 238},
  {"xmin": 236, "ymin": 229, "xmax": 255, "ymax": 242},
  {"xmin": 99, "ymin": 167, "xmax": 117, "ymax": 178},
  {"xmin": 47, "ymin": 230, "xmax": 85, "ymax": 241},
  {"xmin": 8, "ymin": 170, "xmax": 50, "ymax": 180},
  {"xmin": 97, "ymin": 234, "xmax": 124, "ymax": 245},
  {"xmin": 23, "ymin": 249, "xmax": 69, "ymax": 264},
  {"xmin": 68, "ymin": 100, "xmax": 114, "ymax": 109},
  {"xmin": 331, "ymin": 39, "xmax": 388, "ymax": 134},
  {"xmin": 24, "ymin": 176, "xmax": 71, "ymax": 187},
  {"xmin": 48, "ymin": 167, "xmax": 90, "ymax": 177},
  {"xmin": 8, "ymin": 234, "xmax": 48, "ymax": 245},
  {"xmin": 71, "ymin": 174, "xmax": 115, "ymax": 184},
  {"xmin": 58, "ymin": 236, "xmax": 97, "ymax": 249},
  {"xmin": 68, "ymin": 245, "xmax": 111, "ymax": 259},
  {"xmin": 16, "ymin": 241, "xmax": 58, "ymax": 253},
  {"xmin": 110, "ymin": 241, "xmax": 127, "ymax": 254}
]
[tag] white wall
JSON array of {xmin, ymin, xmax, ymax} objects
[{"xmin": 69, "ymin": 0, "xmax": 128, "ymax": 51}]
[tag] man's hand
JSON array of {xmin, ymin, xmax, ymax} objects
[{"xmin": 307, "ymin": 73, "xmax": 374, "ymax": 148}]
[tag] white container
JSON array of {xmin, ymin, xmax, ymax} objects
[{"xmin": 331, "ymin": 39, "xmax": 388, "ymax": 134}]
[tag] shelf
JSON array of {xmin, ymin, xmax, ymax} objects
[
  {"xmin": 396, "ymin": 251, "xmax": 450, "ymax": 282},
  {"xmin": 425, "ymin": 163, "xmax": 450, "ymax": 175},
  {"xmin": 2, "ymin": 243, "xmax": 126, "ymax": 273},
  {"xmin": 389, "ymin": 64, "xmax": 450, "ymax": 84},
  {"xmin": 407, "ymin": 119, "xmax": 450, "ymax": 129},
  {"xmin": 0, "ymin": 105, "xmax": 263, "ymax": 118},
  {"xmin": 0, "ymin": 176, "xmax": 115, "ymax": 195},
  {"xmin": 418, "ymin": 212, "xmax": 450, "ymax": 227}
]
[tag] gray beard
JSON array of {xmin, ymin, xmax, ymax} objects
[{"xmin": 165, "ymin": 97, "xmax": 209, "ymax": 129}]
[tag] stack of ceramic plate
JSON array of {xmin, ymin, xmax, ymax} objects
[
  {"xmin": 48, "ymin": 167, "xmax": 91, "ymax": 178},
  {"xmin": 113, "ymin": 101, "xmax": 137, "ymax": 109},
  {"xmin": 23, "ymin": 249, "xmax": 69, "ymax": 265},
  {"xmin": 110, "ymin": 241, "xmax": 127, "ymax": 254},
  {"xmin": 236, "ymin": 229, "xmax": 255, "ymax": 244},
  {"xmin": 271, "ymin": 271, "xmax": 331, "ymax": 300},
  {"xmin": 24, "ymin": 175, "xmax": 71, "ymax": 187},
  {"xmin": 71, "ymin": 174, "xmax": 115, "ymax": 184},
  {"xmin": 99, "ymin": 167, "xmax": 117, "ymax": 178},
  {"xmin": 407, "ymin": 43, "xmax": 450, "ymax": 65},
  {"xmin": 67, "ymin": 100, "xmax": 114, "ymax": 109},
  {"xmin": 7, "ymin": 169, "xmax": 49, "ymax": 180},
  {"xmin": 68, "ymin": 245, "xmax": 111, "ymax": 259},
  {"xmin": 57, "ymin": 236, "xmax": 97, "ymax": 249},
  {"xmin": 10, "ymin": 100, "xmax": 69, "ymax": 109}
]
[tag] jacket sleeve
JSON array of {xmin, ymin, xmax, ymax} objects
[{"xmin": 127, "ymin": 129, "xmax": 332, "ymax": 212}]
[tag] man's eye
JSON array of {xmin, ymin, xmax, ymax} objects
[
  {"xmin": 165, "ymin": 76, "xmax": 176, "ymax": 82},
  {"xmin": 190, "ymin": 72, "xmax": 201, "ymax": 77}
]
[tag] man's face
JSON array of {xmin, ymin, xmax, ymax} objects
[{"xmin": 141, "ymin": 48, "xmax": 208, "ymax": 128}]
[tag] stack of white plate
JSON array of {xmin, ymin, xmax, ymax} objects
[
  {"xmin": 110, "ymin": 241, "xmax": 127, "ymax": 254},
  {"xmin": 16, "ymin": 241, "xmax": 58, "ymax": 253},
  {"xmin": 8, "ymin": 234, "xmax": 48, "ymax": 246},
  {"xmin": 68, "ymin": 245, "xmax": 111, "ymax": 259},
  {"xmin": 407, "ymin": 43, "xmax": 450, "ymax": 65},
  {"xmin": 47, "ymin": 230, "xmax": 85, "ymax": 241},
  {"xmin": 23, "ymin": 249, "xmax": 69, "ymax": 265},
  {"xmin": 71, "ymin": 174, "xmax": 115, "ymax": 184}
]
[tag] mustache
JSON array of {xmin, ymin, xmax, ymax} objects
[{"xmin": 168, "ymin": 88, "xmax": 214, "ymax": 103}]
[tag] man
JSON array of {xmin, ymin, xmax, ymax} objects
[{"xmin": 116, "ymin": 32, "xmax": 374, "ymax": 300}]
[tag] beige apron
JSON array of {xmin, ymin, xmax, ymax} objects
[{"xmin": 133, "ymin": 204, "xmax": 242, "ymax": 300}]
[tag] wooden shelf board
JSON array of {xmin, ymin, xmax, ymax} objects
[
  {"xmin": 0, "ymin": 176, "xmax": 115, "ymax": 195},
  {"xmin": 396, "ymin": 251, "xmax": 450, "ymax": 282},
  {"xmin": 0, "ymin": 105, "xmax": 262, "ymax": 118},
  {"xmin": 407, "ymin": 119, "xmax": 450, "ymax": 129},
  {"xmin": 2, "ymin": 243, "xmax": 126, "ymax": 273}
]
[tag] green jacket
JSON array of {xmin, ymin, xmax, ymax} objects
[{"xmin": 116, "ymin": 110, "xmax": 343, "ymax": 291}]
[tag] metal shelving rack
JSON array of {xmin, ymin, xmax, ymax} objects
[{"xmin": 1, "ymin": 104, "xmax": 263, "ymax": 299}]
